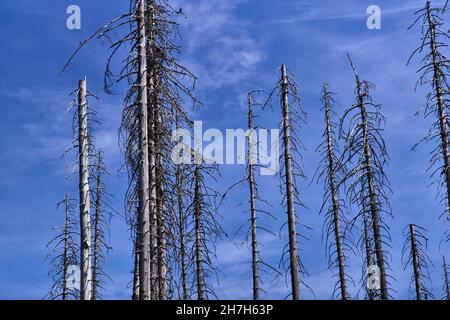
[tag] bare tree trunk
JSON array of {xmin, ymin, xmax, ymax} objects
[
  {"xmin": 409, "ymin": 224, "xmax": 422, "ymax": 300},
  {"xmin": 92, "ymin": 151, "xmax": 102, "ymax": 300},
  {"xmin": 426, "ymin": 1, "xmax": 450, "ymax": 213},
  {"xmin": 137, "ymin": 0, "xmax": 151, "ymax": 300},
  {"xmin": 78, "ymin": 78, "xmax": 93, "ymax": 301},
  {"xmin": 145, "ymin": 0, "xmax": 159, "ymax": 300},
  {"xmin": 157, "ymin": 197, "xmax": 166, "ymax": 300},
  {"xmin": 194, "ymin": 166, "xmax": 204, "ymax": 300},
  {"xmin": 247, "ymin": 93, "xmax": 260, "ymax": 300},
  {"xmin": 62, "ymin": 194, "xmax": 70, "ymax": 301},
  {"xmin": 280, "ymin": 64, "xmax": 300, "ymax": 300},
  {"xmin": 362, "ymin": 201, "xmax": 374, "ymax": 300},
  {"xmin": 154, "ymin": 96, "xmax": 167, "ymax": 300},
  {"xmin": 443, "ymin": 256, "xmax": 450, "ymax": 300},
  {"xmin": 322, "ymin": 86, "xmax": 348, "ymax": 300},
  {"xmin": 176, "ymin": 166, "xmax": 188, "ymax": 300},
  {"xmin": 132, "ymin": 234, "xmax": 140, "ymax": 300},
  {"xmin": 354, "ymin": 71, "xmax": 389, "ymax": 300}
]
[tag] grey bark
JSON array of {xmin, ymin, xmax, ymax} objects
[
  {"xmin": 352, "ymin": 67, "xmax": 389, "ymax": 300},
  {"xmin": 443, "ymin": 256, "xmax": 450, "ymax": 300},
  {"xmin": 176, "ymin": 165, "xmax": 189, "ymax": 300},
  {"xmin": 92, "ymin": 151, "xmax": 103, "ymax": 300},
  {"xmin": 78, "ymin": 78, "xmax": 93, "ymax": 301},
  {"xmin": 132, "ymin": 234, "xmax": 140, "ymax": 300},
  {"xmin": 154, "ymin": 94, "xmax": 167, "ymax": 300},
  {"xmin": 137, "ymin": 0, "xmax": 151, "ymax": 300},
  {"xmin": 145, "ymin": 0, "xmax": 159, "ymax": 300},
  {"xmin": 247, "ymin": 92, "xmax": 260, "ymax": 300},
  {"xmin": 409, "ymin": 224, "xmax": 422, "ymax": 300},
  {"xmin": 322, "ymin": 86, "xmax": 348, "ymax": 300},
  {"xmin": 194, "ymin": 166, "xmax": 204, "ymax": 300},
  {"xmin": 362, "ymin": 199, "xmax": 374, "ymax": 300},
  {"xmin": 280, "ymin": 64, "xmax": 300, "ymax": 300},
  {"xmin": 426, "ymin": 0, "xmax": 450, "ymax": 213},
  {"xmin": 62, "ymin": 194, "xmax": 70, "ymax": 301}
]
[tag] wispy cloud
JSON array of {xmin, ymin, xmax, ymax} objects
[
  {"xmin": 176, "ymin": 0, "xmax": 265, "ymax": 89},
  {"xmin": 264, "ymin": 0, "xmax": 435, "ymax": 25}
]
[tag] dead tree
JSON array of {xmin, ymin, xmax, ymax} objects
[
  {"xmin": 360, "ymin": 189, "xmax": 375, "ymax": 300},
  {"xmin": 91, "ymin": 150, "xmax": 112, "ymax": 300},
  {"xmin": 132, "ymin": 233, "xmax": 140, "ymax": 300},
  {"xmin": 409, "ymin": 0, "xmax": 450, "ymax": 232},
  {"xmin": 136, "ymin": 0, "xmax": 152, "ymax": 300},
  {"xmin": 193, "ymin": 166, "xmax": 204, "ymax": 300},
  {"xmin": 248, "ymin": 92, "xmax": 260, "ymax": 300},
  {"xmin": 62, "ymin": 0, "xmax": 198, "ymax": 300},
  {"xmin": 77, "ymin": 78, "xmax": 94, "ymax": 300},
  {"xmin": 143, "ymin": 1, "xmax": 199, "ymax": 299},
  {"xmin": 442, "ymin": 256, "xmax": 450, "ymax": 300},
  {"xmin": 61, "ymin": 1, "xmax": 152, "ymax": 299},
  {"xmin": 46, "ymin": 194, "xmax": 79, "ymax": 300},
  {"xmin": 187, "ymin": 164, "xmax": 222, "ymax": 300},
  {"xmin": 280, "ymin": 64, "xmax": 300, "ymax": 300},
  {"xmin": 316, "ymin": 84, "xmax": 350, "ymax": 300},
  {"xmin": 340, "ymin": 55, "xmax": 392, "ymax": 300},
  {"xmin": 219, "ymin": 91, "xmax": 280, "ymax": 300},
  {"xmin": 245, "ymin": 91, "xmax": 280, "ymax": 299},
  {"xmin": 265, "ymin": 64, "xmax": 308, "ymax": 300},
  {"xmin": 402, "ymin": 224, "xmax": 434, "ymax": 300},
  {"xmin": 175, "ymin": 163, "xmax": 190, "ymax": 299}
]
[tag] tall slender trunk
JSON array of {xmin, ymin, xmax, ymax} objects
[
  {"xmin": 354, "ymin": 73, "xmax": 389, "ymax": 300},
  {"xmin": 156, "ymin": 189, "xmax": 166, "ymax": 300},
  {"xmin": 132, "ymin": 233, "xmax": 140, "ymax": 300},
  {"xmin": 443, "ymin": 256, "xmax": 450, "ymax": 300},
  {"xmin": 362, "ymin": 198, "xmax": 374, "ymax": 300},
  {"xmin": 280, "ymin": 64, "xmax": 300, "ymax": 300},
  {"xmin": 426, "ymin": 0, "xmax": 450, "ymax": 213},
  {"xmin": 176, "ymin": 165, "xmax": 188, "ymax": 300},
  {"xmin": 322, "ymin": 87, "xmax": 348, "ymax": 300},
  {"xmin": 409, "ymin": 224, "xmax": 422, "ymax": 300},
  {"xmin": 154, "ymin": 94, "xmax": 167, "ymax": 300},
  {"xmin": 145, "ymin": 1, "xmax": 159, "ymax": 300},
  {"xmin": 92, "ymin": 151, "xmax": 102, "ymax": 300},
  {"xmin": 247, "ymin": 93, "xmax": 260, "ymax": 300},
  {"xmin": 194, "ymin": 166, "xmax": 204, "ymax": 300},
  {"xmin": 62, "ymin": 194, "xmax": 70, "ymax": 301},
  {"xmin": 137, "ymin": 0, "xmax": 151, "ymax": 300},
  {"xmin": 78, "ymin": 78, "xmax": 93, "ymax": 301}
]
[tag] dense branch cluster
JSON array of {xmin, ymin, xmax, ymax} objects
[
  {"xmin": 409, "ymin": 0, "xmax": 450, "ymax": 235},
  {"xmin": 316, "ymin": 84, "xmax": 352, "ymax": 300},
  {"xmin": 339, "ymin": 56, "xmax": 393, "ymax": 300},
  {"xmin": 402, "ymin": 224, "xmax": 434, "ymax": 300}
]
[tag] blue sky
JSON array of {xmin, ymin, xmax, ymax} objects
[{"xmin": 0, "ymin": 0, "xmax": 448, "ymax": 299}]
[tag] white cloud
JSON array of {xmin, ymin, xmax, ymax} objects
[{"xmin": 176, "ymin": 0, "xmax": 265, "ymax": 89}]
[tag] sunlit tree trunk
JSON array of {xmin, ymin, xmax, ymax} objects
[
  {"xmin": 137, "ymin": 0, "xmax": 151, "ymax": 300},
  {"xmin": 77, "ymin": 78, "xmax": 93, "ymax": 301}
]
